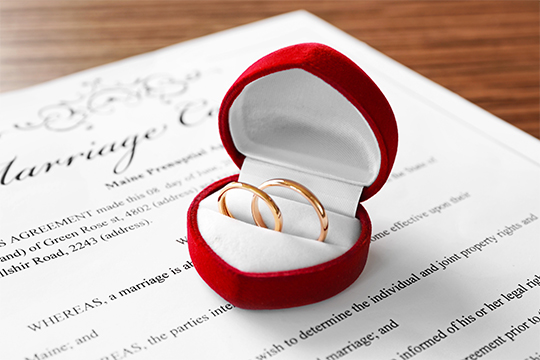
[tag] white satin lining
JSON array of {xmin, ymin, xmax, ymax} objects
[
  {"xmin": 198, "ymin": 191, "xmax": 360, "ymax": 273},
  {"xmin": 199, "ymin": 68, "xmax": 380, "ymax": 272},
  {"xmin": 229, "ymin": 68, "xmax": 381, "ymax": 218}
]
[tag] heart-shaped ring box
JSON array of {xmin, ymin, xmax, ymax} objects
[{"xmin": 187, "ymin": 43, "xmax": 398, "ymax": 309}]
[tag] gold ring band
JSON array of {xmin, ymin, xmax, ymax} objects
[
  {"xmin": 218, "ymin": 182, "xmax": 283, "ymax": 232},
  {"xmin": 251, "ymin": 179, "xmax": 328, "ymax": 242}
]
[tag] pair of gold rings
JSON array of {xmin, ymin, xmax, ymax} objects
[{"xmin": 217, "ymin": 179, "xmax": 328, "ymax": 242}]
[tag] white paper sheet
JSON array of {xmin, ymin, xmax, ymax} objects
[{"xmin": 1, "ymin": 11, "xmax": 539, "ymax": 360}]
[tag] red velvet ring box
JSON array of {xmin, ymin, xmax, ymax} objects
[{"xmin": 187, "ymin": 43, "xmax": 398, "ymax": 309}]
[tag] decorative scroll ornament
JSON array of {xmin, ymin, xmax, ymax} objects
[{"xmin": 15, "ymin": 71, "xmax": 201, "ymax": 132}]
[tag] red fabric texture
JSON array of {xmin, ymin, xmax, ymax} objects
[
  {"xmin": 187, "ymin": 43, "xmax": 398, "ymax": 309},
  {"xmin": 219, "ymin": 42, "xmax": 398, "ymax": 202},
  {"xmin": 188, "ymin": 175, "xmax": 372, "ymax": 310}
]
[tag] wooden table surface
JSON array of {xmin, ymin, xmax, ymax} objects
[{"xmin": 0, "ymin": 1, "xmax": 538, "ymax": 139}]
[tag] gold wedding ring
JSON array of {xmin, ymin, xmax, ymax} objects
[
  {"xmin": 252, "ymin": 179, "xmax": 329, "ymax": 242},
  {"xmin": 218, "ymin": 182, "xmax": 283, "ymax": 232}
]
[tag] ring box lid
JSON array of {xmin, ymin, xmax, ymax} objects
[{"xmin": 219, "ymin": 43, "xmax": 398, "ymax": 212}]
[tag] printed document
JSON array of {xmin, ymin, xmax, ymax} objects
[{"xmin": 1, "ymin": 11, "xmax": 538, "ymax": 360}]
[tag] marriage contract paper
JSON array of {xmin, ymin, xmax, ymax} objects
[{"xmin": 0, "ymin": 11, "xmax": 539, "ymax": 360}]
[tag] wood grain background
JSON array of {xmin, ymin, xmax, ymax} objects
[{"xmin": 0, "ymin": 1, "xmax": 538, "ymax": 138}]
